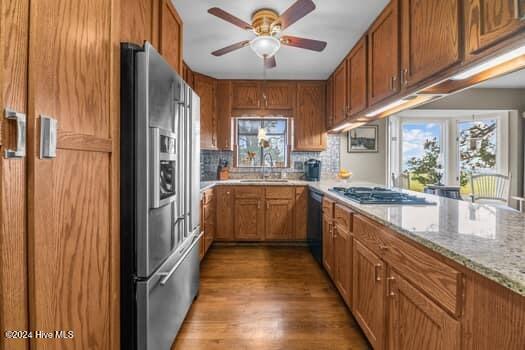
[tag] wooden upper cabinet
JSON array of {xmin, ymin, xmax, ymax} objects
[
  {"xmin": 400, "ymin": 0, "xmax": 461, "ymax": 88},
  {"xmin": 353, "ymin": 240, "xmax": 385, "ymax": 350},
  {"xmin": 346, "ymin": 37, "xmax": 368, "ymax": 116},
  {"xmin": 333, "ymin": 62, "xmax": 347, "ymax": 125},
  {"xmin": 216, "ymin": 80, "xmax": 233, "ymax": 150},
  {"xmin": 159, "ymin": 0, "xmax": 183, "ymax": 74},
  {"xmin": 368, "ymin": 0, "xmax": 400, "ymax": 106},
  {"xmin": 326, "ymin": 75, "xmax": 334, "ymax": 130},
  {"xmin": 387, "ymin": 270, "xmax": 460, "ymax": 350},
  {"xmin": 194, "ymin": 74, "xmax": 217, "ymax": 150},
  {"xmin": 262, "ymin": 81, "xmax": 295, "ymax": 110},
  {"xmin": 464, "ymin": 0, "xmax": 525, "ymax": 59},
  {"xmin": 182, "ymin": 62, "xmax": 194, "ymax": 89},
  {"xmin": 232, "ymin": 81, "xmax": 261, "ymax": 109},
  {"xmin": 294, "ymin": 82, "xmax": 327, "ymax": 151},
  {"xmin": 120, "ymin": 0, "xmax": 153, "ymax": 44}
]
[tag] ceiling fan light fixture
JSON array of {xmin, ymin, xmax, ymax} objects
[{"xmin": 250, "ymin": 35, "xmax": 281, "ymax": 58}]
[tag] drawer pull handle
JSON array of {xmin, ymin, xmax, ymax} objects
[
  {"xmin": 386, "ymin": 276, "xmax": 395, "ymax": 297},
  {"xmin": 374, "ymin": 264, "xmax": 382, "ymax": 281}
]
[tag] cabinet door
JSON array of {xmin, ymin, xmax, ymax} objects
[
  {"xmin": 265, "ymin": 199, "xmax": 294, "ymax": 240},
  {"xmin": 401, "ymin": 0, "xmax": 461, "ymax": 88},
  {"xmin": 294, "ymin": 187, "xmax": 308, "ymax": 240},
  {"xmin": 262, "ymin": 82, "xmax": 295, "ymax": 109},
  {"xmin": 465, "ymin": 0, "xmax": 525, "ymax": 59},
  {"xmin": 28, "ymin": 0, "xmax": 117, "ymax": 348},
  {"xmin": 234, "ymin": 198, "xmax": 264, "ymax": 240},
  {"xmin": 182, "ymin": 62, "xmax": 194, "ymax": 89},
  {"xmin": 368, "ymin": 0, "xmax": 400, "ymax": 105},
  {"xmin": 294, "ymin": 82, "xmax": 327, "ymax": 151},
  {"xmin": 159, "ymin": 0, "xmax": 183, "ymax": 74},
  {"xmin": 334, "ymin": 226, "xmax": 353, "ymax": 308},
  {"xmin": 216, "ymin": 186, "xmax": 234, "ymax": 240},
  {"xmin": 204, "ymin": 200, "xmax": 216, "ymax": 253},
  {"xmin": 346, "ymin": 37, "xmax": 368, "ymax": 115},
  {"xmin": 216, "ymin": 80, "xmax": 233, "ymax": 150},
  {"xmin": 120, "ymin": 0, "xmax": 153, "ymax": 45},
  {"xmin": 232, "ymin": 81, "xmax": 261, "ymax": 109},
  {"xmin": 194, "ymin": 74, "xmax": 217, "ymax": 150},
  {"xmin": 326, "ymin": 75, "xmax": 334, "ymax": 130},
  {"xmin": 353, "ymin": 240, "xmax": 385, "ymax": 350},
  {"xmin": 333, "ymin": 63, "xmax": 347, "ymax": 125},
  {"xmin": 387, "ymin": 270, "xmax": 460, "ymax": 350},
  {"xmin": 322, "ymin": 214, "xmax": 335, "ymax": 278},
  {"xmin": 0, "ymin": 1, "xmax": 29, "ymax": 349}
]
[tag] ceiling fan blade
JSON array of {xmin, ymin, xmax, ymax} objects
[
  {"xmin": 281, "ymin": 35, "xmax": 327, "ymax": 52},
  {"xmin": 208, "ymin": 7, "xmax": 253, "ymax": 30},
  {"xmin": 264, "ymin": 56, "xmax": 277, "ymax": 69},
  {"xmin": 212, "ymin": 40, "xmax": 250, "ymax": 56},
  {"xmin": 273, "ymin": 0, "xmax": 316, "ymax": 30}
]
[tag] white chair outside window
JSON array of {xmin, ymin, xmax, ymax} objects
[
  {"xmin": 469, "ymin": 172, "xmax": 525, "ymax": 212},
  {"xmin": 391, "ymin": 172, "xmax": 410, "ymax": 190}
]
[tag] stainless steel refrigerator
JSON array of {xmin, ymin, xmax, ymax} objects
[{"xmin": 120, "ymin": 42, "xmax": 201, "ymax": 350}]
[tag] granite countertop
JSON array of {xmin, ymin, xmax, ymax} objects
[{"xmin": 199, "ymin": 179, "xmax": 525, "ymax": 296}]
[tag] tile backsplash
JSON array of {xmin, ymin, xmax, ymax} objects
[{"xmin": 200, "ymin": 135, "xmax": 340, "ymax": 181}]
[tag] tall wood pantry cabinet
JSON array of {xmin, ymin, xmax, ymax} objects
[{"xmin": 1, "ymin": 0, "xmax": 185, "ymax": 349}]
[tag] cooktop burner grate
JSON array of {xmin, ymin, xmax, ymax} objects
[{"xmin": 330, "ymin": 187, "xmax": 435, "ymax": 205}]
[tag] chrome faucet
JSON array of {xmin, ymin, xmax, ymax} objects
[{"xmin": 262, "ymin": 152, "xmax": 273, "ymax": 179}]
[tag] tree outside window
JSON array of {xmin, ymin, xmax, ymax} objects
[{"xmin": 236, "ymin": 119, "xmax": 288, "ymax": 167}]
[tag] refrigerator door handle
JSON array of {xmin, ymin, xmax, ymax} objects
[{"xmin": 158, "ymin": 232, "xmax": 203, "ymax": 285}]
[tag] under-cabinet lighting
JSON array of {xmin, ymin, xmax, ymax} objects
[
  {"xmin": 332, "ymin": 122, "xmax": 353, "ymax": 132},
  {"xmin": 451, "ymin": 45, "xmax": 525, "ymax": 80},
  {"xmin": 365, "ymin": 99, "xmax": 408, "ymax": 117}
]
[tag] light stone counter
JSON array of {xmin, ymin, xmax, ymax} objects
[{"xmin": 200, "ymin": 179, "xmax": 525, "ymax": 295}]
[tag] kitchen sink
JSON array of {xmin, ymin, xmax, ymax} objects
[{"xmin": 240, "ymin": 179, "xmax": 289, "ymax": 183}]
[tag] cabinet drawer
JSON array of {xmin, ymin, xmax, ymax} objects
[
  {"xmin": 384, "ymin": 232, "xmax": 462, "ymax": 317},
  {"xmin": 334, "ymin": 204, "xmax": 352, "ymax": 232},
  {"xmin": 353, "ymin": 214, "xmax": 389, "ymax": 257},
  {"xmin": 266, "ymin": 186, "xmax": 294, "ymax": 199},
  {"xmin": 234, "ymin": 186, "xmax": 264, "ymax": 198},
  {"xmin": 322, "ymin": 198, "xmax": 335, "ymax": 218}
]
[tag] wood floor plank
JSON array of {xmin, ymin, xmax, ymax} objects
[{"xmin": 172, "ymin": 245, "xmax": 370, "ymax": 349}]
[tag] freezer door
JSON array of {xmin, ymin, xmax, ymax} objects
[
  {"xmin": 135, "ymin": 42, "xmax": 185, "ymax": 277},
  {"xmin": 136, "ymin": 231, "xmax": 202, "ymax": 350}
]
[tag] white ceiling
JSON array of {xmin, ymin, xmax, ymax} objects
[
  {"xmin": 476, "ymin": 68, "xmax": 525, "ymax": 88},
  {"xmin": 171, "ymin": 0, "xmax": 388, "ymax": 80}
]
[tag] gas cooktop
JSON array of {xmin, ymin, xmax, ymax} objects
[{"xmin": 330, "ymin": 187, "xmax": 435, "ymax": 205}]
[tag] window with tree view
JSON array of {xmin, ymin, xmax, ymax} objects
[
  {"xmin": 458, "ymin": 119, "xmax": 497, "ymax": 189},
  {"xmin": 236, "ymin": 118, "xmax": 288, "ymax": 167}
]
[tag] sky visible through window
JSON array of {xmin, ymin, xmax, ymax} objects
[{"xmin": 402, "ymin": 123, "xmax": 441, "ymax": 171}]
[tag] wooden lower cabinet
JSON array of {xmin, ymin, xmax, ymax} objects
[
  {"xmin": 353, "ymin": 239, "xmax": 385, "ymax": 350},
  {"xmin": 265, "ymin": 199, "xmax": 294, "ymax": 240},
  {"xmin": 387, "ymin": 269, "xmax": 460, "ymax": 350},
  {"xmin": 333, "ymin": 224, "xmax": 352, "ymax": 307},
  {"xmin": 322, "ymin": 198, "xmax": 335, "ymax": 279},
  {"xmin": 294, "ymin": 187, "xmax": 308, "ymax": 240},
  {"xmin": 234, "ymin": 198, "xmax": 265, "ymax": 240},
  {"xmin": 215, "ymin": 186, "xmax": 234, "ymax": 240},
  {"xmin": 201, "ymin": 188, "xmax": 215, "ymax": 258}
]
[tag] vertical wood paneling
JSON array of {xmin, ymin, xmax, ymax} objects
[
  {"xmin": 27, "ymin": 0, "xmax": 117, "ymax": 348},
  {"xmin": 0, "ymin": 0, "xmax": 29, "ymax": 349}
]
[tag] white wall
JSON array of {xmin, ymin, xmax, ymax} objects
[{"xmin": 339, "ymin": 119, "xmax": 387, "ymax": 185}]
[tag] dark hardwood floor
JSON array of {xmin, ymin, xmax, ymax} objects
[{"xmin": 172, "ymin": 245, "xmax": 371, "ymax": 350}]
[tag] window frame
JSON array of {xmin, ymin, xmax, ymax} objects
[{"xmin": 234, "ymin": 117, "xmax": 290, "ymax": 168}]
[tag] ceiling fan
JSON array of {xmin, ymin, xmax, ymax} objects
[{"xmin": 208, "ymin": 0, "xmax": 327, "ymax": 69}]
